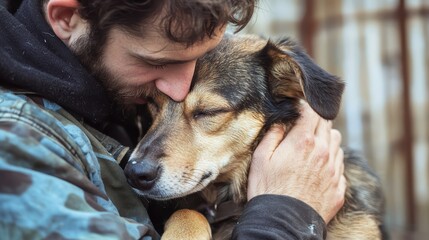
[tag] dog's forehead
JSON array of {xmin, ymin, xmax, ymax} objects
[
  {"xmin": 190, "ymin": 35, "xmax": 270, "ymax": 109},
  {"xmin": 186, "ymin": 86, "xmax": 230, "ymax": 109},
  {"xmin": 231, "ymin": 35, "xmax": 268, "ymax": 51},
  {"xmin": 197, "ymin": 35, "xmax": 268, "ymax": 78},
  {"xmin": 199, "ymin": 34, "xmax": 267, "ymax": 64}
]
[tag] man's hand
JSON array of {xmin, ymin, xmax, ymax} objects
[{"xmin": 247, "ymin": 103, "xmax": 346, "ymax": 223}]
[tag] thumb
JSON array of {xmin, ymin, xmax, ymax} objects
[{"xmin": 252, "ymin": 124, "xmax": 285, "ymax": 167}]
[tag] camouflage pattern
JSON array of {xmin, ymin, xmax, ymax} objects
[{"xmin": 0, "ymin": 87, "xmax": 159, "ymax": 240}]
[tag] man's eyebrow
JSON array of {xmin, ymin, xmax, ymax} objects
[{"xmin": 130, "ymin": 53, "xmax": 192, "ymax": 65}]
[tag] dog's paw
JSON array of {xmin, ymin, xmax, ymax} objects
[{"xmin": 162, "ymin": 209, "xmax": 212, "ymax": 240}]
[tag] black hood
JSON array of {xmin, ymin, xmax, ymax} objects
[{"xmin": 0, "ymin": 0, "xmax": 113, "ymax": 126}]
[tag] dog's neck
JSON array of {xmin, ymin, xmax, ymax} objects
[{"xmin": 198, "ymin": 182, "xmax": 245, "ymax": 226}]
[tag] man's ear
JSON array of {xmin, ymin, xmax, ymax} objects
[
  {"xmin": 45, "ymin": 0, "xmax": 85, "ymax": 44},
  {"xmin": 262, "ymin": 38, "xmax": 345, "ymax": 120}
]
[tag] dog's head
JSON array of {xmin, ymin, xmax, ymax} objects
[{"xmin": 124, "ymin": 34, "xmax": 344, "ymax": 200}]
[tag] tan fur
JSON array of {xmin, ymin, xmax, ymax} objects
[
  {"xmin": 148, "ymin": 87, "xmax": 266, "ymax": 238},
  {"xmin": 267, "ymin": 47, "xmax": 305, "ymax": 100},
  {"xmin": 162, "ymin": 209, "xmax": 212, "ymax": 240},
  {"xmin": 129, "ymin": 34, "xmax": 384, "ymax": 240},
  {"xmin": 328, "ymin": 213, "xmax": 381, "ymax": 240},
  {"xmin": 144, "ymin": 88, "xmax": 265, "ymax": 201}
]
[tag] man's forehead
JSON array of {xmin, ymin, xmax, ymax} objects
[{"xmin": 113, "ymin": 26, "xmax": 225, "ymax": 59}]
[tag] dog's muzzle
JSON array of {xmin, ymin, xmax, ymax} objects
[{"xmin": 124, "ymin": 158, "xmax": 161, "ymax": 191}]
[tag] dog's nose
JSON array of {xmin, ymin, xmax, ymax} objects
[{"xmin": 124, "ymin": 159, "xmax": 161, "ymax": 190}]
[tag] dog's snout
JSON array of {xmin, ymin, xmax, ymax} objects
[{"xmin": 124, "ymin": 159, "xmax": 161, "ymax": 190}]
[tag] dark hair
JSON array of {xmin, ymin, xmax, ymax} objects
[{"xmin": 74, "ymin": 0, "xmax": 256, "ymax": 46}]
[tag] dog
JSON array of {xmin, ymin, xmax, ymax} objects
[{"xmin": 124, "ymin": 34, "xmax": 385, "ymax": 239}]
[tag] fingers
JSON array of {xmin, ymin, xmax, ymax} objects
[
  {"xmin": 291, "ymin": 103, "xmax": 321, "ymax": 135},
  {"xmin": 330, "ymin": 129, "xmax": 343, "ymax": 180},
  {"xmin": 314, "ymin": 120, "xmax": 331, "ymax": 165},
  {"xmin": 330, "ymin": 129, "xmax": 342, "ymax": 152},
  {"xmin": 330, "ymin": 129, "xmax": 345, "ymax": 223},
  {"xmin": 336, "ymin": 174, "xmax": 347, "ymax": 211},
  {"xmin": 334, "ymin": 147, "xmax": 344, "ymax": 183},
  {"xmin": 324, "ymin": 173, "xmax": 347, "ymax": 224},
  {"xmin": 323, "ymin": 144, "xmax": 346, "ymax": 223},
  {"xmin": 281, "ymin": 104, "xmax": 322, "ymax": 155},
  {"xmin": 252, "ymin": 124, "xmax": 285, "ymax": 165},
  {"xmin": 249, "ymin": 124, "xmax": 286, "ymax": 200},
  {"xmin": 315, "ymin": 119, "xmax": 332, "ymax": 142}
]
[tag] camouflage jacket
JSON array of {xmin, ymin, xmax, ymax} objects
[{"xmin": 0, "ymin": 87, "xmax": 159, "ymax": 240}]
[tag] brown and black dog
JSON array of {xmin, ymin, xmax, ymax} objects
[{"xmin": 124, "ymin": 34, "xmax": 385, "ymax": 239}]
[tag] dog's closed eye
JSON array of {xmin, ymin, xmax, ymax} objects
[{"xmin": 192, "ymin": 108, "xmax": 229, "ymax": 120}]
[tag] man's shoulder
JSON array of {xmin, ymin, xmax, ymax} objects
[
  {"xmin": 0, "ymin": 87, "xmax": 80, "ymax": 136},
  {"xmin": 0, "ymin": 88, "xmax": 157, "ymax": 238},
  {"xmin": 0, "ymin": 87, "xmax": 63, "ymax": 115},
  {"xmin": 0, "ymin": 87, "xmax": 115, "ymax": 205},
  {"xmin": 0, "ymin": 87, "xmax": 92, "ymax": 167},
  {"xmin": 0, "ymin": 86, "xmax": 130, "ymax": 164}
]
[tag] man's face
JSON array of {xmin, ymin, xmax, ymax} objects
[{"xmin": 71, "ymin": 25, "xmax": 225, "ymax": 107}]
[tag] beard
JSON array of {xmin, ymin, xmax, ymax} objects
[{"xmin": 69, "ymin": 31, "xmax": 160, "ymax": 111}]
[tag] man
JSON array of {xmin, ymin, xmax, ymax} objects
[{"xmin": 0, "ymin": 0, "xmax": 346, "ymax": 239}]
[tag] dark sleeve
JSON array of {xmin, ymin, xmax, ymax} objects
[{"xmin": 232, "ymin": 194, "xmax": 326, "ymax": 240}]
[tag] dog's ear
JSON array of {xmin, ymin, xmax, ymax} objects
[{"xmin": 262, "ymin": 39, "xmax": 345, "ymax": 120}]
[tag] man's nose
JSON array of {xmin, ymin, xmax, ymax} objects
[{"xmin": 155, "ymin": 61, "xmax": 196, "ymax": 101}]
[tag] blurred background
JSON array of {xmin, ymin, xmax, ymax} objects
[{"xmin": 236, "ymin": 0, "xmax": 428, "ymax": 239}]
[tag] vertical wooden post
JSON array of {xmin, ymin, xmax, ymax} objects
[
  {"xmin": 398, "ymin": 0, "xmax": 416, "ymax": 231},
  {"xmin": 300, "ymin": 0, "xmax": 317, "ymax": 57}
]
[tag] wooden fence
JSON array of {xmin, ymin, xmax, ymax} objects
[{"xmin": 239, "ymin": 0, "xmax": 429, "ymax": 238}]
